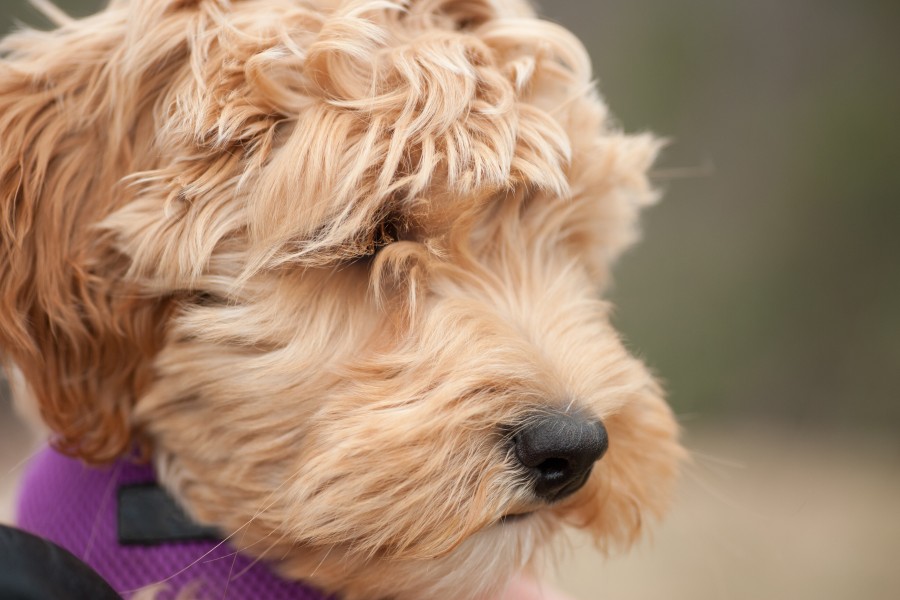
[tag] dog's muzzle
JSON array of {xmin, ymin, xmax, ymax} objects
[{"xmin": 513, "ymin": 412, "xmax": 608, "ymax": 502}]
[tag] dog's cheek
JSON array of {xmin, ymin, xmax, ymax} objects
[{"xmin": 273, "ymin": 418, "xmax": 512, "ymax": 559}]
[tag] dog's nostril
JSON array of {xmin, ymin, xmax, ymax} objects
[
  {"xmin": 536, "ymin": 457, "xmax": 569, "ymax": 481},
  {"xmin": 514, "ymin": 413, "xmax": 608, "ymax": 502}
]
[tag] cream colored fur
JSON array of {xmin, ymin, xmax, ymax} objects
[{"xmin": 0, "ymin": 1, "xmax": 683, "ymax": 598}]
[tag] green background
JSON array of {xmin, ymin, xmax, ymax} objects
[{"xmin": 2, "ymin": 0, "xmax": 898, "ymax": 430}]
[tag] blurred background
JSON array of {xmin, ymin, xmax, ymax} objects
[{"xmin": 1, "ymin": 1, "xmax": 898, "ymax": 599}]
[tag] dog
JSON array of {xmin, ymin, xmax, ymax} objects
[{"xmin": 0, "ymin": 0, "xmax": 683, "ymax": 598}]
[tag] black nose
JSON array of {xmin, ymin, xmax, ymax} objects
[{"xmin": 514, "ymin": 413, "xmax": 608, "ymax": 501}]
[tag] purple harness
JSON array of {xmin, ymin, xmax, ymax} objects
[{"xmin": 16, "ymin": 446, "xmax": 329, "ymax": 600}]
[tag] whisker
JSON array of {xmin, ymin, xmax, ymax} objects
[
  {"xmin": 84, "ymin": 460, "xmax": 122, "ymax": 561},
  {"xmin": 680, "ymin": 461, "xmax": 768, "ymax": 520},
  {"xmin": 309, "ymin": 543, "xmax": 335, "ymax": 579},
  {"xmin": 221, "ymin": 546, "xmax": 239, "ymax": 600},
  {"xmin": 5, "ymin": 441, "xmax": 44, "ymax": 478},
  {"xmin": 29, "ymin": 0, "xmax": 74, "ymax": 26},
  {"xmin": 230, "ymin": 529, "xmax": 292, "ymax": 582},
  {"xmin": 121, "ymin": 461, "xmax": 308, "ymax": 593},
  {"xmin": 650, "ymin": 159, "xmax": 716, "ymax": 181},
  {"xmin": 689, "ymin": 449, "xmax": 747, "ymax": 471}
]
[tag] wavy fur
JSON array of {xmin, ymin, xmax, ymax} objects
[{"xmin": 0, "ymin": 1, "xmax": 682, "ymax": 598}]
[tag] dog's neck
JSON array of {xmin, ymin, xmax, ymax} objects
[{"xmin": 16, "ymin": 446, "xmax": 330, "ymax": 599}]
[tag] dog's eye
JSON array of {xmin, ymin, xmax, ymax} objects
[
  {"xmin": 377, "ymin": 218, "xmax": 403, "ymax": 246},
  {"xmin": 364, "ymin": 216, "xmax": 403, "ymax": 256},
  {"xmin": 192, "ymin": 292, "xmax": 225, "ymax": 307}
]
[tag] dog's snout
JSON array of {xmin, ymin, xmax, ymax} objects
[{"xmin": 514, "ymin": 414, "xmax": 608, "ymax": 502}]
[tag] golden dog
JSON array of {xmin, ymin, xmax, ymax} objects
[{"xmin": 0, "ymin": 1, "xmax": 682, "ymax": 598}]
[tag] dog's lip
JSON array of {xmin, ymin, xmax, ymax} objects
[{"xmin": 498, "ymin": 511, "xmax": 535, "ymax": 525}]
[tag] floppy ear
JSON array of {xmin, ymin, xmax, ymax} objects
[{"xmin": 0, "ymin": 6, "xmax": 188, "ymax": 463}]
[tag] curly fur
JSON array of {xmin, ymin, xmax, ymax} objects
[{"xmin": 0, "ymin": 1, "xmax": 683, "ymax": 598}]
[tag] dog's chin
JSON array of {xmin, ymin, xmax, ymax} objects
[{"xmin": 269, "ymin": 510, "xmax": 557, "ymax": 600}]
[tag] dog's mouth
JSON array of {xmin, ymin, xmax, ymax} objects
[{"xmin": 497, "ymin": 511, "xmax": 535, "ymax": 525}]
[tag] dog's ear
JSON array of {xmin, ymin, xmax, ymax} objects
[
  {"xmin": 541, "ymin": 126, "xmax": 662, "ymax": 287},
  {"xmin": 0, "ymin": 8, "xmax": 187, "ymax": 463}
]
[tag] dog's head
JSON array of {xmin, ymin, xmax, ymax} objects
[{"xmin": 0, "ymin": 1, "xmax": 682, "ymax": 598}]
